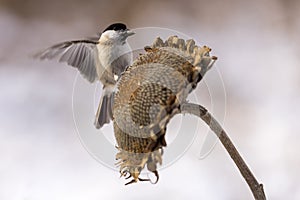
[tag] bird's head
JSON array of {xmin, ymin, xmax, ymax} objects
[{"xmin": 100, "ymin": 23, "xmax": 135, "ymax": 44}]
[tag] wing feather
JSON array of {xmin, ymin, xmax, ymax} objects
[{"xmin": 36, "ymin": 40, "xmax": 99, "ymax": 83}]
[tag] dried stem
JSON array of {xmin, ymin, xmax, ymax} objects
[{"xmin": 181, "ymin": 103, "xmax": 266, "ymax": 200}]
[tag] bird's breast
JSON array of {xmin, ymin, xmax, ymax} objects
[{"xmin": 96, "ymin": 43, "xmax": 132, "ymax": 83}]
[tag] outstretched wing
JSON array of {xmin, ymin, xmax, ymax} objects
[{"xmin": 36, "ymin": 40, "xmax": 99, "ymax": 83}]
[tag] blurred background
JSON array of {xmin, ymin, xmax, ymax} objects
[{"xmin": 0, "ymin": 0, "xmax": 299, "ymax": 199}]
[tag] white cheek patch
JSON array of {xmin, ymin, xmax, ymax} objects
[{"xmin": 99, "ymin": 30, "xmax": 118, "ymax": 43}]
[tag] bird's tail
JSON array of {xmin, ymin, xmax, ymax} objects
[{"xmin": 94, "ymin": 87, "xmax": 114, "ymax": 129}]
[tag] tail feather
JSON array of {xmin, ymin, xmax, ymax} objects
[{"xmin": 94, "ymin": 90, "xmax": 114, "ymax": 129}]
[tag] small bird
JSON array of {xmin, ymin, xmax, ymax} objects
[{"xmin": 36, "ymin": 23, "xmax": 135, "ymax": 128}]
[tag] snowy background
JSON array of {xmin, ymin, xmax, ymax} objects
[{"xmin": 0, "ymin": 0, "xmax": 300, "ymax": 199}]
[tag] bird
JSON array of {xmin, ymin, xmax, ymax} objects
[{"xmin": 35, "ymin": 23, "xmax": 135, "ymax": 129}]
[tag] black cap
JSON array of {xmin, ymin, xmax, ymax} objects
[{"xmin": 103, "ymin": 23, "xmax": 127, "ymax": 33}]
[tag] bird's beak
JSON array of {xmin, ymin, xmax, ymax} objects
[{"xmin": 125, "ymin": 29, "xmax": 135, "ymax": 37}]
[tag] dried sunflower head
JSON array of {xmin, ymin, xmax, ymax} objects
[{"xmin": 113, "ymin": 36, "xmax": 217, "ymax": 185}]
